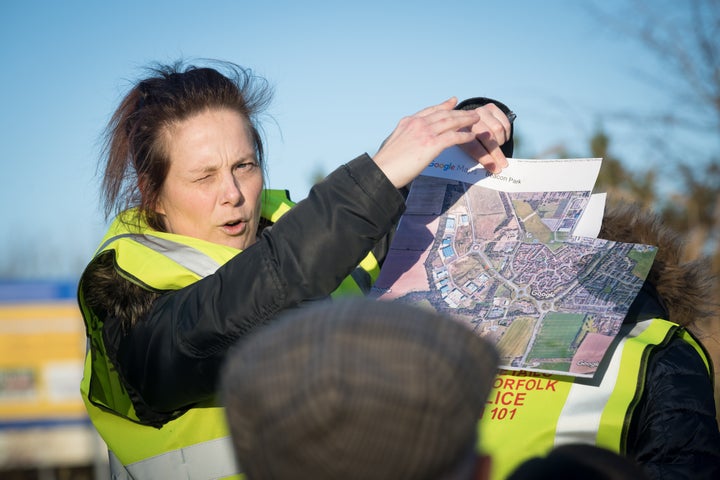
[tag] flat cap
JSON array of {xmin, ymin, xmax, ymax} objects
[{"xmin": 220, "ymin": 297, "xmax": 498, "ymax": 480}]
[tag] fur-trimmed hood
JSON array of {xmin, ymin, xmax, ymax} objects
[{"xmin": 599, "ymin": 203, "xmax": 720, "ymax": 328}]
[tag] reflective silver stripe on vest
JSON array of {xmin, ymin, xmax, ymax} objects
[
  {"xmin": 101, "ymin": 233, "xmax": 222, "ymax": 278},
  {"xmin": 109, "ymin": 449, "xmax": 132, "ymax": 480},
  {"xmin": 110, "ymin": 436, "xmax": 240, "ymax": 480},
  {"xmin": 553, "ymin": 320, "xmax": 651, "ymax": 447}
]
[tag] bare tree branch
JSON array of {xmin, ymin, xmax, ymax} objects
[{"xmin": 586, "ymin": 0, "xmax": 720, "ymax": 134}]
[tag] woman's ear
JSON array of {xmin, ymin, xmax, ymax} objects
[{"xmin": 139, "ymin": 173, "xmax": 165, "ymax": 215}]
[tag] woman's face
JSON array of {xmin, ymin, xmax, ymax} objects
[{"xmin": 156, "ymin": 108, "xmax": 263, "ymax": 250}]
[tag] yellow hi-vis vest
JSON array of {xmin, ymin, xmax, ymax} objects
[
  {"xmin": 478, "ymin": 318, "xmax": 712, "ymax": 480},
  {"xmin": 79, "ymin": 190, "xmax": 381, "ymax": 480}
]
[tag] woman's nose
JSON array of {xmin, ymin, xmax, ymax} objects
[{"xmin": 220, "ymin": 172, "xmax": 243, "ymax": 205}]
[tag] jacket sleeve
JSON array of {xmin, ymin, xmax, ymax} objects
[
  {"xmin": 627, "ymin": 335, "xmax": 720, "ymax": 479},
  {"xmin": 113, "ymin": 154, "xmax": 406, "ymax": 419}
]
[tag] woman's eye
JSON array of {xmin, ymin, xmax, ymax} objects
[{"xmin": 235, "ymin": 162, "xmax": 258, "ymax": 172}]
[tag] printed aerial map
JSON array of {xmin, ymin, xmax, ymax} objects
[{"xmin": 371, "ymin": 175, "xmax": 657, "ymax": 377}]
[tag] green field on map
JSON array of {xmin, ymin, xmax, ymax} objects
[{"xmin": 528, "ymin": 312, "xmax": 586, "ymax": 359}]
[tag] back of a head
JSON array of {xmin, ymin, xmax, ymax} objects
[
  {"xmin": 506, "ymin": 443, "xmax": 649, "ymax": 480},
  {"xmin": 220, "ymin": 298, "xmax": 499, "ymax": 480}
]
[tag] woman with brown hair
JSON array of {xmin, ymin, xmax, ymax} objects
[{"xmin": 77, "ymin": 59, "xmax": 513, "ymax": 479}]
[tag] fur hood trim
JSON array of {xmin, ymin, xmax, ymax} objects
[{"xmin": 599, "ymin": 203, "xmax": 719, "ymax": 327}]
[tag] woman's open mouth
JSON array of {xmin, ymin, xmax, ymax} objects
[{"xmin": 222, "ymin": 220, "xmax": 246, "ymax": 235}]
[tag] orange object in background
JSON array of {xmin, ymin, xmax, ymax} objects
[{"xmin": 0, "ymin": 280, "xmax": 107, "ymax": 476}]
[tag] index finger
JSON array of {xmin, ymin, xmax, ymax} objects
[
  {"xmin": 458, "ymin": 133, "xmax": 507, "ymax": 174},
  {"xmin": 412, "ymin": 97, "xmax": 459, "ymax": 117}
]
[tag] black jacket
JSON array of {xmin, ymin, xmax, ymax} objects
[
  {"xmin": 602, "ymin": 206, "xmax": 720, "ymax": 479},
  {"xmin": 83, "ymin": 154, "xmax": 406, "ymax": 425}
]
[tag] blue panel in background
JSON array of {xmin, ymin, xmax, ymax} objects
[{"xmin": 0, "ymin": 279, "xmax": 78, "ymax": 303}]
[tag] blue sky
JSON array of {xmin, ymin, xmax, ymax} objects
[{"xmin": 0, "ymin": 0, "xmax": 692, "ymax": 279}]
